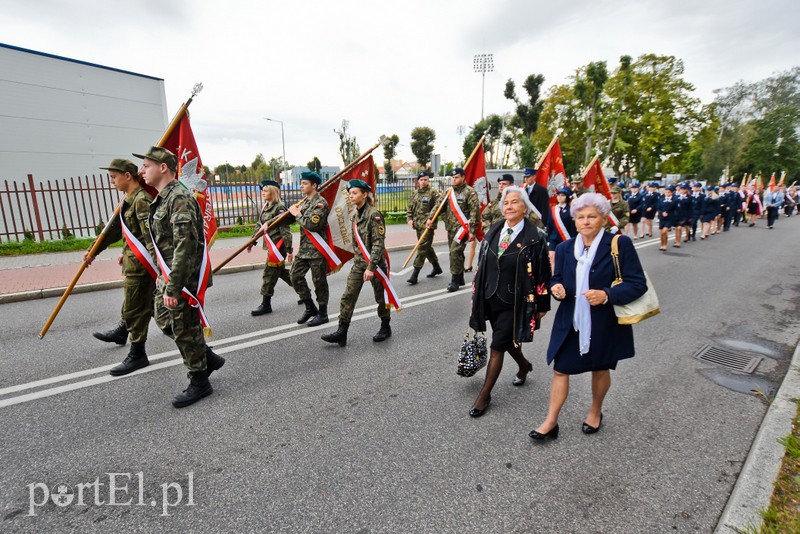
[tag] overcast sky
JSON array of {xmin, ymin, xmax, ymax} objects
[{"xmin": 1, "ymin": 0, "xmax": 798, "ymax": 170}]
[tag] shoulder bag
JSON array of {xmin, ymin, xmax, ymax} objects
[{"xmin": 610, "ymin": 235, "xmax": 660, "ymax": 324}]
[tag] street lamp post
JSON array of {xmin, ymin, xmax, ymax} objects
[
  {"xmin": 264, "ymin": 117, "xmax": 286, "ymax": 183},
  {"xmin": 473, "ymin": 53, "xmax": 494, "ymax": 121}
]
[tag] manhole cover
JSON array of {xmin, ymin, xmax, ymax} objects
[{"xmin": 692, "ymin": 345, "xmax": 762, "ymax": 374}]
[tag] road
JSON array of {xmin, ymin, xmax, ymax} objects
[{"xmin": 1, "ymin": 222, "xmax": 799, "ymax": 532}]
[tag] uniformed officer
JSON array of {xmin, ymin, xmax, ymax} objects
[
  {"xmin": 690, "ymin": 182, "xmax": 705, "ymax": 240},
  {"xmin": 405, "ymin": 171, "xmax": 442, "ymax": 284},
  {"xmin": 288, "ymin": 171, "xmax": 330, "ymax": 327},
  {"xmin": 570, "ymin": 175, "xmax": 586, "ymax": 197},
  {"xmin": 248, "ymin": 180, "xmax": 293, "ymax": 315},
  {"xmin": 642, "ymin": 181, "xmax": 660, "ymax": 237},
  {"xmin": 545, "ymin": 186, "xmax": 576, "ymax": 269},
  {"xmin": 427, "ymin": 167, "xmax": 480, "ymax": 292},
  {"xmin": 482, "ymin": 173, "xmax": 514, "ymax": 230},
  {"xmin": 657, "ymin": 184, "xmax": 678, "ymax": 251},
  {"xmin": 135, "ymin": 146, "xmax": 225, "ymax": 408},
  {"xmin": 522, "ymin": 168, "xmax": 551, "ymax": 226},
  {"xmin": 606, "ymin": 186, "xmax": 630, "ymax": 234},
  {"xmin": 322, "ymin": 179, "xmax": 392, "ymax": 347},
  {"xmin": 675, "ymin": 183, "xmax": 693, "ymax": 245},
  {"xmin": 626, "ymin": 181, "xmax": 644, "ymax": 239},
  {"xmin": 86, "ymin": 159, "xmax": 156, "ymax": 376},
  {"xmin": 700, "ymin": 185, "xmax": 720, "ymax": 238}
]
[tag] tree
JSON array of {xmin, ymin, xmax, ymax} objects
[
  {"xmin": 574, "ymin": 61, "xmax": 609, "ymax": 164},
  {"xmin": 335, "ymin": 119, "xmax": 361, "ymax": 165},
  {"xmin": 462, "ymin": 114, "xmax": 507, "ymax": 169},
  {"xmin": 410, "ymin": 127, "xmax": 436, "ymax": 168},
  {"xmin": 251, "ymin": 153, "xmax": 266, "ymax": 170},
  {"xmin": 382, "ymin": 134, "xmax": 399, "ymax": 182},
  {"xmin": 307, "ymin": 156, "xmax": 322, "ymax": 173},
  {"xmin": 504, "ymin": 74, "xmax": 545, "ymax": 167}
]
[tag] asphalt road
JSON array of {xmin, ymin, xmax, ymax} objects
[{"xmin": 1, "ymin": 222, "xmax": 799, "ymax": 533}]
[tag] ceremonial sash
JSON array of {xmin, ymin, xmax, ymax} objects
[
  {"xmin": 608, "ymin": 210, "xmax": 620, "ymax": 228},
  {"xmin": 551, "ymin": 205, "xmax": 570, "ymax": 242},
  {"xmin": 448, "ymin": 189, "xmax": 471, "ymax": 242},
  {"xmin": 529, "ymin": 204, "xmax": 543, "ymax": 221},
  {"xmin": 148, "ymin": 226, "xmax": 212, "ymax": 331},
  {"xmin": 119, "ymin": 213, "xmax": 158, "ymax": 281},
  {"xmin": 263, "ymin": 234, "xmax": 285, "ymax": 267},
  {"xmin": 302, "ymin": 228, "xmax": 342, "ymax": 271},
  {"xmin": 352, "ymin": 220, "xmax": 402, "ymax": 311}
]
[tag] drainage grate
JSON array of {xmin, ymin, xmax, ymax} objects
[{"xmin": 692, "ymin": 345, "xmax": 762, "ymax": 374}]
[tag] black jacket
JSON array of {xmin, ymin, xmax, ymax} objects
[{"xmin": 469, "ymin": 219, "xmax": 552, "ymax": 344}]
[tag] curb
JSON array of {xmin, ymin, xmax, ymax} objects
[
  {"xmin": 0, "ymin": 240, "xmax": 446, "ymax": 305},
  {"xmin": 715, "ymin": 341, "xmax": 800, "ymax": 533}
]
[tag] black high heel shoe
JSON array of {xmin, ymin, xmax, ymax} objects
[
  {"xmin": 582, "ymin": 413, "xmax": 603, "ymax": 434},
  {"xmin": 512, "ymin": 361, "xmax": 533, "ymax": 386},
  {"xmin": 529, "ymin": 424, "xmax": 559, "ymax": 441},
  {"xmin": 469, "ymin": 396, "xmax": 491, "ymax": 418}
]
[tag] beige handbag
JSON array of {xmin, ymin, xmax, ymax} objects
[{"xmin": 610, "ymin": 235, "xmax": 660, "ymax": 324}]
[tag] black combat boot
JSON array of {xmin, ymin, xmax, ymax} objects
[
  {"xmin": 426, "ymin": 262, "xmax": 443, "ymax": 278},
  {"xmin": 307, "ymin": 305, "xmax": 329, "ymax": 327},
  {"xmin": 458, "ymin": 273, "xmax": 466, "ymax": 286},
  {"xmin": 297, "ymin": 299, "xmax": 318, "ymax": 324},
  {"xmin": 172, "ymin": 371, "xmax": 213, "ymax": 408},
  {"xmin": 251, "ymin": 295, "xmax": 272, "ymax": 316},
  {"xmin": 109, "ymin": 342, "xmax": 149, "ymax": 376},
  {"xmin": 446, "ymin": 275, "xmax": 460, "ymax": 292},
  {"xmin": 407, "ymin": 268, "xmax": 421, "ymax": 285},
  {"xmin": 321, "ymin": 322, "xmax": 349, "ymax": 347},
  {"xmin": 373, "ymin": 317, "xmax": 392, "ymax": 342},
  {"xmin": 206, "ymin": 347, "xmax": 226, "ymax": 377},
  {"xmin": 93, "ymin": 320, "xmax": 128, "ymax": 345}
]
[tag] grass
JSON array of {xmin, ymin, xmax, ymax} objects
[{"xmin": 759, "ymin": 399, "xmax": 800, "ymax": 533}]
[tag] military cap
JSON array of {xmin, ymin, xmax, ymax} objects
[
  {"xmin": 498, "ymin": 173, "xmax": 515, "ymax": 184},
  {"xmin": 132, "ymin": 146, "xmax": 178, "ymax": 172},
  {"xmin": 346, "ymin": 179, "xmax": 372, "ymax": 193},
  {"xmin": 100, "ymin": 158, "xmax": 138, "ymax": 176},
  {"xmin": 693, "ymin": 182, "xmax": 703, "ymax": 188},
  {"xmin": 630, "ymin": 181, "xmax": 640, "ymax": 187},
  {"xmin": 610, "ymin": 186, "xmax": 622, "ymax": 194},
  {"xmin": 260, "ymin": 179, "xmax": 280, "ymax": 188},
  {"xmin": 705, "ymin": 185, "xmax": 714, "ymax": 191},
  {"xmin": 608, "ymin": 177, "xmax": 618, "ymax": 184},
  {"xmin": 556, "ymin": 186, "xmax": 573, "ymax": 196},
  {"xmin": 449, "ymin": 167, "xmax": 465, "ymax": 176},
  {"xmin": 523, "ymin": 168, "xmax": 536, "ymax": 176},
  {"xmin": 416, "ymin": 170, "xmax": 431, "ymax": 178},
  {"xmin": 570, "ymin": 176, "xmax": 584, "ymax": 184},
  {"xmin": 665, "ymin": 185, "xmax": 676, "ymax": 191},
  {"xmin": 713, "ymin": 186, "xmax": 720, "ymax": 192},
  {"xmin": 300, "ymin": 171, "xmax": 322, "ymax": 184}
]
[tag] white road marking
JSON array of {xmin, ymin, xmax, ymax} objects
[{"xmin": 391, "ymin": 251, "xmax": 447, "ymax": 277}]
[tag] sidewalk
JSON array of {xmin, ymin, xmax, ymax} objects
[{"xmin": 0, "ymin": 224, "xmax": 446, "ymax": 304}]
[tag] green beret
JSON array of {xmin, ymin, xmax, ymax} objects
[
  {"xmin": 346, "ymin": 179, "xmax": 371, "ymax": 193},
  {"xmin": 132, "ymin": 146, "xmax": 178, "ymax": 172},
  {"xmin": 300, "ymin": 171, "xmax": 321, "ymax": 185},
  {"xmin": 260, "ymin": 179, "xmax": 279, "ymax": 188},
  {"xmin": 100, "ymin": 158, "xmax": 139, "ymax": 176}
]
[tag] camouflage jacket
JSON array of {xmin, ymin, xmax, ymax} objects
[
  {"xmin": 294, "ymin": 192, "xmax": 329, "ymax": 260},
  {"xmin": 606, "ymin": 199, "xmax": 630, "ymax": 231},
  {"xmin": 259, "ymin": 201, "xmax": 292, "ymax": 254},
  {"xmin": 149, "ymin": 180, "xmax": 210, "ymax": 299},
  {"xmin": 434, "ymin": 183, "xmax": 480, "ymax": 234},
  {"xmin": 96, "ymin": 186, "xmax": 155, "ymax": 278},
  {"xmin": 351, "ymin": 203, "xmax": 386, "ymax": 270},
  {"xmin": 406, "ymin": 185, "xmax": 441, "ymax": 230},
  {"xmin": 482, "ymin": 193, "xmax": 545, "ymax": 232}
]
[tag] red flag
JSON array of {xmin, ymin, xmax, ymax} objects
[
  {"xmin": 582, "ymin": 157, "xmax": 612, "ymax": 200},
  {"xmin": 534, "ymin": 138, "xmax": 567, "ymax": 202},
  {"xmin": 464, "ymin": 139, "xmax": 489, "ymax": 240},
  {"xmin": 778, "ymin": 171, "xmax": 786, "ymax": 186},
  {"xmin": 163, "ymin": 113, "xmax": 218, "ymax": 245},
  {"xmin": 318, "ymin": 155, "xmax": 377, "ymax": 269},
  {"xmin": 768, "ymin": 173, "xmax": 776, "ymax": 192}
]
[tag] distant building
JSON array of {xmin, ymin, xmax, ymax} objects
[
  {"xmin": 379, "ymin": 159, "xmax": 418, "ymax": 181},
  {"xmin": 285, "ymin": 166, "xmax": 340, "ymax": 185}
]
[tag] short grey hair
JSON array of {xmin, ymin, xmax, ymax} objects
[
  {"xmin": 500, "ymin": 185, "xmax": 536, "ymax": 215},
  {"xmin": 570, "ymin": 192, "xmax": 611, "ymax": 217}
]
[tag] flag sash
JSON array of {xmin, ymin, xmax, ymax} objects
[
  {"xmin": 608, "ymin": 211, "xmax": 620, "ymax": 227},
  {"xmin": 264, "ymin": 235, "xmax": 285, "ymax": 267},
  {"xmin": 352, "ymin": 220, "xmax": 402, "ymax": 311},
  {"xmin": 302, "ymin": 228, "xmax": 343, "ymax": 271},
  {"xmin": 551, "ymin": 205, "xmax": 570, "ymax": 242},
  {"xmin": 448, "ymin": 189, "xmax": 471, "ymax": 242},
  {"xmin": 119, "ymin": 214, "xmax": 158, "ymax": 281}
]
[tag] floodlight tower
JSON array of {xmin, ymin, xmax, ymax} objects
[{"xmin": 473, "ymin": 53, "xmax": 494, "ymax": 121}]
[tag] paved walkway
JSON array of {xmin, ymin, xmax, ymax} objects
[{"xmin": 0, "ymin": 224, "xmax": 446, "ymax": 303}]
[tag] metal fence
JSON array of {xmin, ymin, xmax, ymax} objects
[{"xmin": 0, "ymin": 175, "xmax": 454, "ymax": 242}]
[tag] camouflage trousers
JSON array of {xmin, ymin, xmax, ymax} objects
[
  {"xmin": 290, "ymin": 257, "xmax": 328, "ymax": 306},
  {"xmin": 446, "ymin": 226, "xmax": 468, "ymax": 275},
  {"xmin": 154, "ymin": 283, "xmax": 208, "ymax": 372},
  {"xmin": 338, "ymin": 262, "xmax": 389, "ymax": 325},
  {"xmin": 261, "ymin": 263, "xmax": 292, "ymax": 296},
  {"xmin": 412, "ymin": 227, "xmax": 438, "ymax": 270},
  {"xmin": 122, "ymin": 275, "xmax": 155, "ymax": 344}
]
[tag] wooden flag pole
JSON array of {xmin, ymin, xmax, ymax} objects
[
  {"xmin": 212, "ymin": 142, "xmax": 382, "ymax": 273},
  {"xmin": 534, "ymin": 134, "xmax": 560, "ymax": 170},
  {"xmin": 38, "ymin": 84, "xmax": 203, "ymax": 340}
]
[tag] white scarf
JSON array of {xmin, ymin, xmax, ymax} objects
[{"xmin": 573, "ymin": 231, "xmax": 604, "ymax": 355}]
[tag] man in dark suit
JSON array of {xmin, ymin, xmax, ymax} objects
[{"xmin": 522, "ymin": 167, "xmax": 551, "ymax": 226}]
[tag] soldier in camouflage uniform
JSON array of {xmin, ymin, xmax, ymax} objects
[
  {"xmin": 86, "ymin": 159, "xmax": 156, "ymax": 376},
  {"xmin": 288, "ymin": 171, "xmax": 330, "ymax": 327},
  {"xmin": 606, "ymin": 186, "xmax": 630, "ymax": 234},
  {"xmin": 427, "ymin": 167, "xmax": 480, "ymax": 292},
  {"xmin": 136, "ymin": 146, "xmax": 224, "ymax": 408},
  {"xmin": 405, "ymin": 171, "xmax": 442, "ymax": 284},
  {"xmin": 322, "ymin": 180, "xmax": 392, "ymax": 347},
  {"xmin": 248, "ymin": 180, "xmax": 293, "ymax": 316},
  {"xmin": 483, "ymin": 174, "xmax": 545, "ymax": 232}
]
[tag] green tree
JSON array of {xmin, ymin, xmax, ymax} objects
[
  {"xmin": 382, "ymin": 134, "xmax": 400, "ymax": 182},
  {"xmin": 532, "ymin": 83, "xmax": 585, "ymax": 176},
  {"xmin": 307, "ymin": 156, "xmax": 322, "ymax": 173},
  {"xmin": 251, "ymin": 153, "xmax": 266, "ymax": 170},
  {"xmin": 463, "ymin": 114, "xmax": 509, "ymax": 169},
  {"xmin": 504, "ymin": 74, "xmax": 545, "ymax": 135},
  {"xmin": 410, "ymin": 126, "xmax": 436, "ymax": 168},
  {"xmin": 574, "ymin": 61, "xmax": 609, "ymax": 164},
  {"xmin": 335, "ymin": 119, "xmax": 361, "ymax": 165}
]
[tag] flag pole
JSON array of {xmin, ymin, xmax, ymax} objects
[
  {"xmin": 38, "ymin": 84, "xmax": 203, "ymax": 340},
  {"xmin": 212, "ymin": 142, "xmax": 382, "ymax": 273},
  {"xmin": 402, "ymin": 136, "xmax": 486, "ymax": 269},
  {"xmin": 535, "ymin": 134, "xmax": 560, "ymax": 170}
]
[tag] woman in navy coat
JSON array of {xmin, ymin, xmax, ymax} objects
[
  {"xmin": 529, "ymin": 193, "xmax": 648, "ymax": 441},
  {"xmin": 656, "ymin": 185, "xmax": 678, "ymax": 251}
]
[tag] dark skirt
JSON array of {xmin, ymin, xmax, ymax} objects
[
  {"xmin": 552, "ymin": 327, "xmax": 619, "ymax": 375},
  {"xmin": 629, "ymin": 212, "xmax": 643, "ymax": 224},
  {"xmin": 486, "ymin": 296, "xmax": 515, "ymax": 352}
]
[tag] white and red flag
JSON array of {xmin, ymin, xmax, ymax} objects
[
  {"xmin": 535, "ymin": 136, "xmax": 567, "ymax": 203},
  {"xmin": 581, "ymin": 156, "xmax": 613, "ymax": 200},
  {"xmin": 464, "ymin": 138, "xmax": 489, "ymax": 240}
]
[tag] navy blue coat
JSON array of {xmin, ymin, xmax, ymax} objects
[
  {"xmin": 547, "ymin": 231, "xmax": 648, "ymax": 368},
  {"xmin": 643, "ymin": 191, "xmax": 660, "ymax": 218},
  {"xmin": 701, "ymin": 195, "xmax": 720, "ymax": 222},
  {"xmin": 691, "ymin": 192, "xmax": 705, "ymax": 219},
  {"xmin": 657, "ymin": 195, "xmax": 678, "ymax": 227}
]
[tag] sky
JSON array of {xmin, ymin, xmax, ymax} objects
[{"xmin": 1, "ymin": 0, "xmax": 798, "ymax": 171}]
